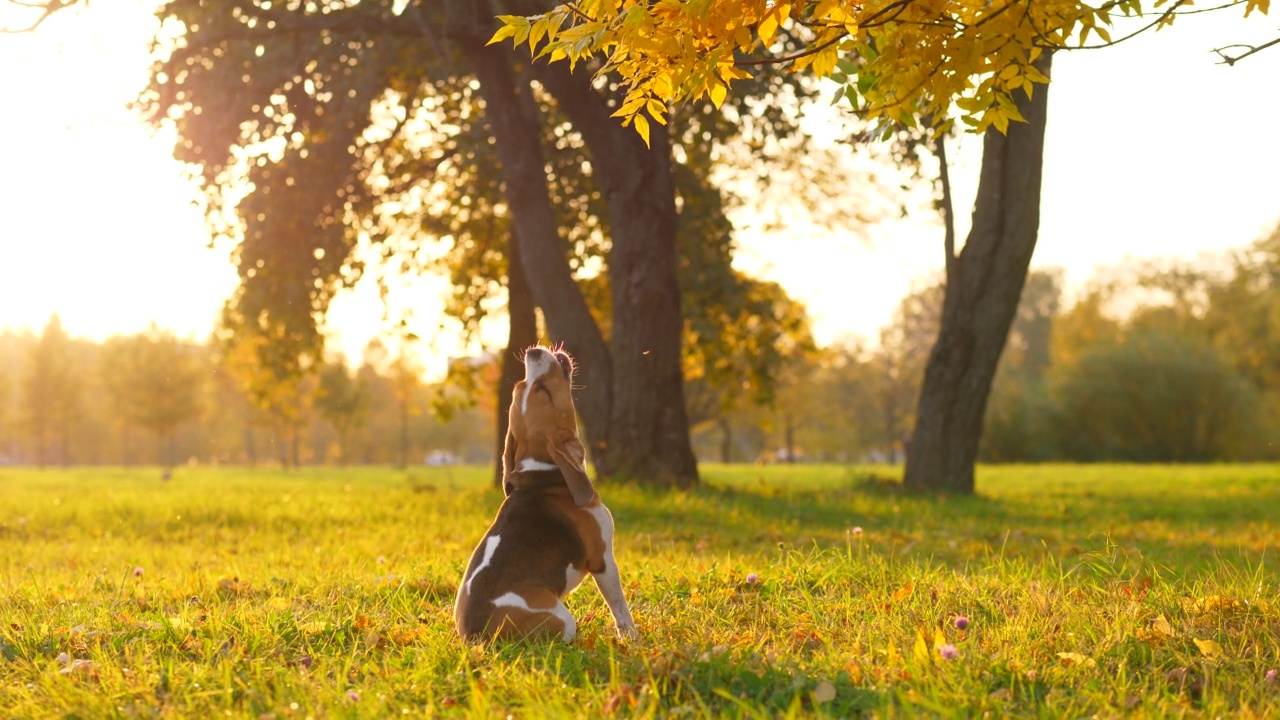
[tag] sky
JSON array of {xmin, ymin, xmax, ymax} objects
[{"xmin": 1, "ymin": 1, "xmax": 1278, "ymax": 376}]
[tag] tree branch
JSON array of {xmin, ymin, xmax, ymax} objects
[
  {"xmin": 936, "ymin": 131, "xmax": 957, "ymax": 286},
  {"xmin": 1213, "ymin": 35, "xmax": 1280, "ymax": 65},
  {"xmin": 1, "ymin": 0, "xmax": 76, "ymax": 33}
]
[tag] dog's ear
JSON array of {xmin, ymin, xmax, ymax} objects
[
  {"xmin": 548, "ymin": 434, "xmax": 596, "ymax": 506},
  {"xmin": 502, "ymin": 385, "xmax": 522, "ymax": 492}
]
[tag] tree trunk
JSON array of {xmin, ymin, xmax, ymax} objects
[
  {"xmin": 783, "ymin": 411, "xmax": 796, "ymax": 463},
  {"xmin": 719, "ymin": 417, "xmax": 732, "ymax": 463},
  {"xmin": 452, "ymin": 2, "xmax": 697, "ymax": 487},
  {"xmin": 398, "ymin": 400, "xmax": 409, "ymax": 469},
  {"xmin": 904, "ymin": 55, "xmax": 1054, "ymax": 494},
  {"xmin": 534, "ymin": 59, "xmax": 699, "ymax": 487},
  {"xmin": 494, "ymin": 227, "xmax": 539, "ymax": 486},
  {"xmin": 452, "ymin": 19, "xmax": 615, "ymax": 473}
]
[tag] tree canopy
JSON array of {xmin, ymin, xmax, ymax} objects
[{"xmin": 497, "ymin": 0, "xmax": 1271, "ymax": 138}]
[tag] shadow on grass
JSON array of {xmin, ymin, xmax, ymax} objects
[
  {"xmin": 477, "ymin": 640, "xmax": 879, "ymax": 717},
  {"xmin": 606, "ymin": 466, "xmax": 1280, "ymax": 573}
]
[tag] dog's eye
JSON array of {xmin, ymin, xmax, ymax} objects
[{"xmin": 534, "ymin": 383, "xmax": 552, "ymax": 400}]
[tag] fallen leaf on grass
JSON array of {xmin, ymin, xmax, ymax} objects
[
  {"xmin": 912, "ymin": 630, "xmax": 929, "ymax": 663},
  {"xmin": 1056, "ymin": 652, "xmax": 1097, "ymax": 668},
  {"xmin": 55, "ymin": 652, "xmax": 98, "ymax": 680},
  {"xmin": 892, "ymin": 582, "xmax": 914, "ymax": 602},
  {"xmin": 812, "ymin": 680, "xmax": 836, "ymax": 704},
  {"xmin": 216, "ymin": 577, "xmax": 250, "ymax": 596},
  {"xmin": 1151, "ymin": 615, "xmax": 1175, "ymax": 637},
  {"xmin": 697, "ymin": 645, "xmax": 729, "ymax": 662},
  {"xmin": 1193, "ymin": 638, "xmax": 1225, "ymax": 660},
  {"xmin": 1137, "ymin": 614, "xmax": 1176, "ymax": 643},
  {"xmin": 1192, "ymin": 595, "xmax": 1244, "ymax": 613}
]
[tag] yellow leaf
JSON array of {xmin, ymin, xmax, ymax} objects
[
  {"xmin": 646, "ymin": 99, "xmax": 668, "ymax": 125},
  {"xmin": 611, "ymin": 95, "xmax": 647, "ymax": 118},
  {"xmin": 913, "ymin": 629, "xmax": 929, "ymax": 662},
  {"xmin": 529, "ymin": 18, "xmax": 549, "ymax": 52},
  {"xmin": 653, "ymin": 72, "xmax": 673, "ymax": 98},
  {"xmin": 1194, "ymin": 638, "xmax": 1225, "ymax": 659},
  {"xmin": 934, "ymin": 625, "xmax": 948, "ymax": 650},
  {"xmin": 487, "ymin": 22, "xmax": 519, "ymax": 46},
  {"xmin": 633, "ymin": 113, "xmax": 651, "ymax": 147},
  {"xmin": 758, "ymin": 13, "xmax": 779, "ymax": 45},
  {"xmin": 814, "ymin": 0, "xmax": 841, "ymax": 20},
  {"xmin": 1152, "ymin": 614, "xmax": 1175, "ymax": 638},
  {"xmin": 268, "ymin": 596, "xmax": 292, "ymax": 612},
  {"xmin": 1056, "ymin": 652, "xmax": 1097, "ymax": 668},
  {"xmin": 709, "ymin": 81, "xmax": 727, "ymax": 108}
]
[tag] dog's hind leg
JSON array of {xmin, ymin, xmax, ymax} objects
[{"xmin": 491, "ymin": 590, "xmax": 577, "ymax": 642}]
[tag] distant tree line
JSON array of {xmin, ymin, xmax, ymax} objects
[
  {"xmin": 0, "ymin": 322, "xmax": 490, "ymax": 468},
  {"xmin": 2, "ymin": 228, "xmax": 1275, "ymax": 469},
  {"xmin": 741, "ymin": 226, "xmax": 1280, "ymax": 464}
]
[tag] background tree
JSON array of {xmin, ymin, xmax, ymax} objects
[
  {"xmin": 139, "ymin": 0, "xmax": 851, "ymax": 488},
  {"xmin": 0, "ymin": 339, "xmax": 14, "ymax": 462},
  {"xmin": 980, "ymin": 270, "xmax": 1064, "ymax": 461},
  {"xmin": 22, "ymin": 315, "xmax": 80, "ymax": 467},
  {"xmin": 1051, "ymin": 330, "xmax": 1258, "ymax": 461},
  {"xmin": 314, "ymin": 356, "xmax": 369, "ymax": 465},
  {"xmin": 871, "ymin": 281, "xmax": 944, "ymax": 462},
  {"xmin": 100, "ymin": 326, "xmax": 202, "ymax": 468}
]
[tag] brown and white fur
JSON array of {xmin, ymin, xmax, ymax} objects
[{"xmin": 453, "ymin": 346, "xmax": 637, "ymax": 642}]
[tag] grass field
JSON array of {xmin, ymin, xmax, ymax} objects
[{"xmin": 1, "ymin": 464, "xmax": 1278, "ymax": 718}]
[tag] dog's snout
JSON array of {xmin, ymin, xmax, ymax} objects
[{"xmin": 523, "ymin": 346, "xmax": 556, "ymax": 386}]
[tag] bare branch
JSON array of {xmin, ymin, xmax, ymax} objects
[
  {"xmin": 0, "ymin": 0, "xmax": 78, "ymax": 34},
  {"xmin": 1213, "ymin": 35, "xmax": 1280, "ymax": 65}
]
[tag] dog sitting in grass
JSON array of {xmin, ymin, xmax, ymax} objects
[{"xmin": 453, "ymin": 346, "xmax": 637, "ymax": 642}]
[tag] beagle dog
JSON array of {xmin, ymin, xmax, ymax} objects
[{"xmin": 454, "ymin": 346, "xmax": 638, "ymax": 642}]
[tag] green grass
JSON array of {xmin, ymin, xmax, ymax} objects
[{"xmin": 1, "ymin": 464, "xmax": 1278, "ymax": 718}]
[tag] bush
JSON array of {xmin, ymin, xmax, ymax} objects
[{"xmin": 1049, "ymin": 330, "xmax": 1259, "ymax": 461}]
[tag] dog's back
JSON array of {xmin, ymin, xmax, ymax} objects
[{"xmin": 455, "ymin": 469, "xmax": 604, "ymax": 641}]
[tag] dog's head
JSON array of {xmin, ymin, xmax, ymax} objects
[{"xmin": 504, "ymin": 346, "xmax": 595, "ymax": 506}]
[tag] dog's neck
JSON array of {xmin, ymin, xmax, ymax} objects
[{"xmin": 503, "ymin": 466, "xmax": 567, "ymax": 496}]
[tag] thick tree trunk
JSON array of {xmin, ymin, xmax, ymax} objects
[
  {"xmin": 454, "ymin": 7, "xmax": 697, "ymax": 487},
  {"xmin": 534, "ymin": 60, "xmax": 699, "ymax": 487},
  {"xmin": 453, "ymin": 23, "xmax": 615, "ymax": 474},
  {"xmin": 494, "ymin": 228, "xmax": 539, "ymax": 486},
  {"xmin": 903, "ymin": 55, "xmax": 1054, "ymax": 494}
]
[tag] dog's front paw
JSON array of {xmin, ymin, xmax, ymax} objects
[{"xmin": 616, "ymin": 623, "xmax": 640, "ymax": 640}]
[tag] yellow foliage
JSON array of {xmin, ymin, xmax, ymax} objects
[{"xmin": 491, "ymin": 0, "xmax": 1269, "ymax": 139}]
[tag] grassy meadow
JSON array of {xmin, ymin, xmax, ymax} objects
[{"xmin": 1, "ymin": 463, "xmax": 1278, "ymax": 718}]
